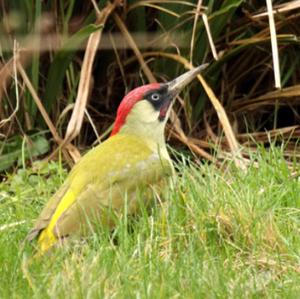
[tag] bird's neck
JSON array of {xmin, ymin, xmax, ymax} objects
[
  {"xmin": 118, "ymin": 120, "xmax": 169, "ymax": 161},
  {"xmin": 119, "ymin": 121, "xmax": 167, "ymax": 147},
  {"xmin": 115, "ymin": 100, "xmax": 171, "ymax": 161}
]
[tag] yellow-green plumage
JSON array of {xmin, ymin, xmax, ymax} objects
[
  {"xmin": 27, "ymin": 134, "xmax": 172, "ymax": 252},
  {"xmin": 27, "ymin": 65, "xmax": 207, "ymax": 253}
]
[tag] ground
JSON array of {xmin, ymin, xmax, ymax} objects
[{"xmin": 1, "ymin": 147, "xmax": 300, "ymax": 298}]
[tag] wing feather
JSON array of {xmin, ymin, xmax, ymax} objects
[{"xmin": 27, "ymin": 134, "xmax": 172, "ymax": 251}]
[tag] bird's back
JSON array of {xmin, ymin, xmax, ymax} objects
[{"xmin": 27, "ymin": 134, "xmax": 173, "ymax": 251}]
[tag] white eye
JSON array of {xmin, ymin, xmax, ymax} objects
[{"xmin": 151, "ymin": 93, "xmax": 160, "ymax": 101}]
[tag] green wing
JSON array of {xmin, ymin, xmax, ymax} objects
[{"xmin": 27, "ymin": 134, "xmax": 172, "ymax": 246}]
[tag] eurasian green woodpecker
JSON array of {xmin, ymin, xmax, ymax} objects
[{"xmin": 27, "ymin": 64, "xmax": 208, "ymax": 252}]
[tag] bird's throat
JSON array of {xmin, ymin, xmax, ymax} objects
[{"xmin": 158, "ymin": 99, "xmax": 171, "ymax": 121}]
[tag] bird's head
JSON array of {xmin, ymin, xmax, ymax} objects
[{"xmin": 111, "ymin": 64, "xmax": 208, "ymax": 143}]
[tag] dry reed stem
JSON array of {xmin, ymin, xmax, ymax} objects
[
  {"xmin": 17, "ymin": 62, "xmax": 81, "ymax": 164},
  {"xmin": 266, "ymin": 0, "xmax": 281, "ymax": 89},
  {"xmin": 198, "ymin": 74, "xmax": 247, "ymax": 171},
  {"xmin": 237, "ymin": 125, "xmax": 299, "ymax": 144},
  {"xmin": 190, "ymin": 0, "xmax": 203, "ymax": 63},
  {"xmin": 91, "ymin": 0, "xmax": 101, "ymax": 17},
  {"xmin": 171, "ymin": 130, "xmax": 215, "ymax": 162},
  {"xmin": 254, "ymin": 1, "xmax": 300, "ymax": 18},
  {"xmin": 233, "ymin": 85, "xmax": 300, "ymax": 112},
  {"xmin": 64, "ymin": 29, "xmax": 101, "ymax": 142},
  {"xmin": 84, "ymin": 109, "xmax": 101, "ymax": 144},
  {"xmin": 141, "ymin": 4, "xmax": 181, "ymax": 17},
  {"xmin": 113, "ymin": 13, "xmax": 156, "ymax": 83},
  {"xmin": 208, "ymin": 126, "xmax": 299, "ymax": 147},
  {"xmin": 17, "ymin": 64, "xmax": 60, "ymax": 143},
  {"xmin": 128, "ymin": 0, "xmax": 196, "ymax": 12},
  {"xmin": 64, "ymin": 1, "xmax": 120, "ymax": 146},
  {"xmin": 203, "ymin": 111, "xmax": 218, "ymax": 143},
  {"xmin": 228, "ymin": 34, "xmax": 295, "ymax": 46},
  {"xmin": 0, "ymin": 41, "xmax": 20, "ymax": 128},
  {"xmin": 202, "ymin": 13, "xmax": 218, "ymax": 61},
  {"xmin": 0, "ymin": 50, "xmax": 31, "ymax": 101},
  {"xmin": 109, "ymin": 33, "xmax": 128, "ymax": 93}
]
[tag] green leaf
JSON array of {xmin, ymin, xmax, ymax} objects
[{"xmin": 0, "ymin": 133, "xmax": 50, "ymax": 172}]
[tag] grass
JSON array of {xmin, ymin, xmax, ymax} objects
[{"xmin": 1, "ymin": 147, "xmax": 300, "ymax": 298}]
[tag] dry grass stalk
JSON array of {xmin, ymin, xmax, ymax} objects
[
  {"xmin": 207, "ymin": 126, "xmax": 299, "ymax": 147},
  {"xmin": 64, "ymin": 29, "xmax": 101, "ymax": 142},
  {"xmin": 84, "ymin": 109, "xmax": 101, "ymax": 144},
  {"xmin": 190, "ymin": 0, "xmax": 204, "ymax": 63},
  {"xmin": 202, "ymin": 13, "xmax": 218, "ymax": 61},
  {"xmin": 171, "ymin": 130, "xmax": 215, "ymax": 162},
  {"xmin": 0, "ymin": 49, "xmax": 31, "ymax": 101},
  {"xmin": 17, "ymin": 64, "xmax": 58, "ymax": 142},
  {"xmin": 197, "ymin": 75, "xmax": 246, "ymax": 170},
  {"xmin": 64, "ymin": 1, "xmax": 120, "ymax": 146},
  {"xmin": 113, "ymin": 13, "xmax": 156, "ymax": 83},
  {"xmin": 17, "ymin": 62, "xmax": 81, "ymax": 164},
  {"xmin": 266, "ymin": 0, "xmax": 281, "ymax": 89},
  {"xmin": 237, "ymin": 125, "xmax": 299, "ymax": 144},
  {"xmin": 0, "ymin": 41, "xmax": 20, "ymax": 128},
  {"xmin": 233, "ymin": 85, "xmax": 300, "ymax": 112},
  {"xmin": 0, "ymin": 220, "xmax": 26, "ymax": 232},
  {"xmin": 109, "ymin": 33, "xmax": 128, "ymax": 93},
  {"xmin": 254, "ymin": 1, "xmax": 300, "ymax": 18},
  {"xmin": 127, "ymin": 1, "xmax": 196, "ymax": 12},
  {"xmin": 203, "ymin": 111, "xmax": 218, "ymax": 143}
]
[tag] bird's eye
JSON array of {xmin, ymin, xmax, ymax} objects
[{"xmin": 151, "ymin": 93, "xmax": 160, "ymax": 101}]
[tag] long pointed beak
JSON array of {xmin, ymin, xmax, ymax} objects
[{"xmin": 167, "ymin": 63, "xmax": 209, "ymax": 95}]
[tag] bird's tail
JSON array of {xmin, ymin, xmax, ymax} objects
[{"xmin": 37, "ymin": 227, "xmax": 58, "ymax": 253}]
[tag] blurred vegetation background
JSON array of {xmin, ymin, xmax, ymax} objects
[{"xmin": 1, "ymin": 0, "xmax": 300, "ymax": 172}]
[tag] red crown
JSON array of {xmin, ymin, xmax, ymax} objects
[{"xmin": 111, "ymin": 83, "xmax": 161, "ymax": 136}]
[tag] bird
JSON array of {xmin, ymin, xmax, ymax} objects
[{"xmin": 26, "ymin": 64, "xmax": 208, "ymax": 253}]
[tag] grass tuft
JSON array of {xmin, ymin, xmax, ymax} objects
[{"xmin": 1, "ymin": 147, "xmax": 300, "ymax": 298}]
